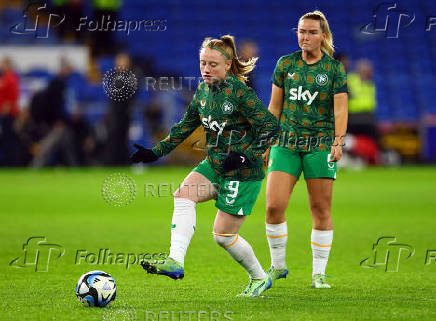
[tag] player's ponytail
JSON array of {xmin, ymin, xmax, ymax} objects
[
  {"xmin": 300, "ymin": 10, "xmax": 334, "ymax": 57},
  {"xmin": 200, "ymin": 34, "xmax": 258, "ymax": 84}
]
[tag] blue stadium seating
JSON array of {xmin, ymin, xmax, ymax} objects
[{"xmin": 2, "ymin": 0, "xmax": 436, "ymax": 125}]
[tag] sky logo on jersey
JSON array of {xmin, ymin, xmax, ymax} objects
[
  {"xmin": 201, "ymin": 116, "xmax": 227, "ymax": 135},
  {"xmin": 289, "ymin": 86, "xmax": 318, "ymax": 106}
]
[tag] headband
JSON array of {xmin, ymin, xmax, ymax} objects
[{"xmin": 211, "ymin": 46, "xmax": 230, "ymax": 59}]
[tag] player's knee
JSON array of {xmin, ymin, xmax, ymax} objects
[
  {"xmin": 266, "ymin": 202, "xmax": 287, "ymax": 220},
  {"xmin": 173, "ymin": 188, "xmax": 184, "ymax": 198},
  {"xmin": 310, "ymin": 201, "xmax": 331, "ymax": 219},
  {"xmin": 213, "ymin": 233, "xmax": 237, "ymax": 248},
  {"xmin": 173, "ymin": 186, "xmax": 194, "ymax": 201}
]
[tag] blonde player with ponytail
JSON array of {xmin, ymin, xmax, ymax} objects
[
  {"xmin": 133, "ymin": 35, "xmax": 279, "ymax": 297},
  {"xmin": 263, "ymin": 11, "xmax": 348, "ymax": 288}
]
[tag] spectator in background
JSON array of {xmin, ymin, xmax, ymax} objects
[
  {"xmin": 28, "ymin": 59, "xmax": 79, "ymax": 167},
  {"xmin": 105, "ymin": 52, "xmax": 135, "ymax": 165},
  {"xmin": 238, "ymin": 40, "xmax": 259, "ymax": 91},
  {"xmin": 0, "ymin": 57, "xmax": 21, "ymax": 166},
  {"xmin": 91, "ymin": 0, "xmax": 123, "ymax": 57},
  {"xmin": 347, "ymin": 59, "xmax": 377, "ymax": 139},
  {"xmin": 346, "ymin": 59, "xmax": 379, "ymax": 164}
]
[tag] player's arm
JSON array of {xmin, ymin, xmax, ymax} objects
[
  {"xmin": 330, "ymin": 93, "xmax": 348, "ymax": 162},
  {"xmin": 262, "ymin": 84, "xmax": 284, "ymax": 163},
  {"xmin": 268, "ymin": 84, "xmax": 284, "ymax": 121},
  {"xmin": 131, "ymin": 95, "xmax": 201, "ymax": 163},
  {"xmin": 152, "ymin": 99, "xmax": 201, "ymax": 157},
  {"xmin": 262, "ymin": 57, "xmax": 286, "ymax": 165},
  {"xmin": 268, "ymin": 57, "xmax": 286, "ymax": 121},
  {"xmin": 330, "ymin": 61, "xmax": 349, "ymax": 162}
]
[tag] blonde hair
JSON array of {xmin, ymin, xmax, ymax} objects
[
  {"xmin": 200, "ymin": 35, "xmax": 258, "ymax": 83},
  {"xmin": 299, "ymin": 10, "xmax": 334, "ymax": 57}
]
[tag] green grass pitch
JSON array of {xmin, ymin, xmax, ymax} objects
[{"xmin": 1, "ymin": 166, "xmax": 436, "ymax": 321}]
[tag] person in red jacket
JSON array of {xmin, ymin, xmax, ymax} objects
[
  {"xmin": 0, "ymin": 57, "xmax": 21, "ymax": 166},
  {"xmin": 0, "ymin": 57, "xmax": 19, "ymax": 117}
]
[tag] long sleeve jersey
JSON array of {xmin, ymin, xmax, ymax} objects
[{"xmin": 152, "ymin": 74, "xmax": 279, "ymax": 181}]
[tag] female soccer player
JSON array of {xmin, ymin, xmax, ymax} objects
[
  {"xmin": 263, "ymin": 11, "xmax": 348, "ymax": 288},
  {"xmin": 132, "ymin": 35, "xmax": 279, "ymax": 297}
]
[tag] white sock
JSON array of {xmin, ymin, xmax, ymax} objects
[
  {"xmin": 214, "ymin": 233, "xmax": 266, "ymax": 280},
  {"xmin": 266, "ymin": 222, "xmax": 288, "ymax": 269},
  {"xmin": 311, "ymin": 229, "xmax": 333, "ymax": 276},
  {"xmin": 168, "ymin": 198, "xmax": 196, "ymax": 264}
]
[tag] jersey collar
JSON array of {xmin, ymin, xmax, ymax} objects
[
  {"xmin": 299, "ymin": 50, "xmax": 326, "ymax": 66},
  {"xmin": 207, "ymin": 74, "xmax": 233, "ymax": 92}
]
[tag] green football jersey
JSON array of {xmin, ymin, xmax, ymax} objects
[
  {"xmin": 152, "ymin": 74, "xmax": 279, "ymax": 181},
  {"xmin": 272, "ymin": 51, "xmax": 347, "ymax": 152}
]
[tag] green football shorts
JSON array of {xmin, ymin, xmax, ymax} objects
[
  {"xmin": 192, "ymin": 159, "xmax": 262, "ymax": 216},
  {"xmin": 267, "ymin": 146, "xmax": 337, "ymax": 180}
]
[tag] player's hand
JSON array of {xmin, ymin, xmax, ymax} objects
[
  {"xmin": 329, "ymin": 143, "xmax": 343, "ymax": 162},
  {"xmin": 222, "ymin": 152, "xmax": 250, "ymax": 171},
  {"xmin": 130, "ymin": 144, "xmax": 159, "ymax": 163},
  {"xmin": 262, "ymin": 147, "xmax": 271, "ymax": 167}
]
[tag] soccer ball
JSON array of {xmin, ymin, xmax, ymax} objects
[{"xmin": 75, "ymin": 270, "xmax": 116, "ymax": 307}]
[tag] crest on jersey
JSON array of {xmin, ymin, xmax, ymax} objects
[
  {"xmin": 200, "ymin": 99, "xmax": 206, "ymax": 108},
  {"xmin": 221, "ymin": 101, "xmax": 234, "ymax": 114},
  {"xmin": 316, "ymin": 73, "xmax": 328, "ymax": 86}
]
